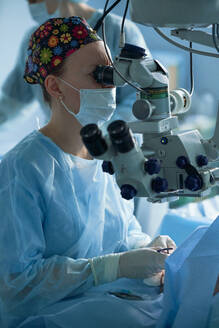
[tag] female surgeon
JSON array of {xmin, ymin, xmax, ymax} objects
[{"xmin": 0, "ymin": 17, "xmax": 175, "ymax": 328}]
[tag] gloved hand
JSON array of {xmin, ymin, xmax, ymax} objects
[
  {"xmin": 89, "ymin": 248, "xmax": 168, "ymax": 286},
  {"xmin": 147, "ymin": 235, "xmax": 176, "ymax": 252},
  {"xmin": 118, "ymin": 247, "xmax": 168, "ymax": 280},
  {"xmin": 143, "ymin": 271, "xmax": 164, "ymax": 287},
  {"xmin": 143, "ymin": 235, "xmax": 176, "ymax": 287}
]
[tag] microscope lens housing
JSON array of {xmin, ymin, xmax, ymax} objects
[
  {"xmin": 80, "ymin": 124, "xmax": 108, "ymax": 157},
  {"xmin": 107, "ymin": 120, "xmax": 135, "ymax": 153},
  {"xmin": 93, "ymin": 65, "xmax": 114, "ymax": 86}
]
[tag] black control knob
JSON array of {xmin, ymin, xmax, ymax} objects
[
  {"xmin": 144, "ymin": 159, "xmax": 161, "ymax": 175},
  {"xmin": 196, "ymin": 155, "xmax": 208, "ymax": 167},
  {"xmin": 102, "ymin": 161, "xmax": 114, "ymax": 175},
  {"xmin": 151, "ymin": 177, "xmax": 168, "ymax": 193},
  {"xmin": 120, "ymin": 184, "xmax": 137, "ymax": 200}
]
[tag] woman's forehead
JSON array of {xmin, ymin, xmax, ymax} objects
[{"xmin": 67, "ymin": 41, "xmax": 110, "ymax": 66}]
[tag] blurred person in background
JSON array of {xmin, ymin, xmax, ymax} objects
[{"xmin": 0, "ymin": 0, "xmax": 150, "ymax": 130}]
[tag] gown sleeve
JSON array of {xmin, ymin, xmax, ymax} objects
[
  {"xmin": 0, "ymin": 158, "xmax": 95, "ymax": 323},
  {"xmin": 0, "ymin": 29, "xmax": 35, "ymax": 123},
  {"xmin": 127, "ymin": 213, "xmax": 152, "ymax": 249}
]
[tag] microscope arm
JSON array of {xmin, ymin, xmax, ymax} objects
[
  {"xmin": 202, "ymin": 107, "xmax": 219, "ymax": 161},
  {"xmin": 171, "ymin": 29, "xmax": 216, "ymax": 48}
]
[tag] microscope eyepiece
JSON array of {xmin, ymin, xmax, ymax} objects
[
  {"xmin": 107, "ymin": 120, "xmax": 135, "ymax": 153},
  {"xmin": 80, "ymin": 124, "xmax": 108, "ymax": 157},
  {"xmin": 93, "ymin": 65, "xmax": 114, "ymax": 86}
]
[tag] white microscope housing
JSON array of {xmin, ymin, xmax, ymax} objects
[{"xmin": 81, "ymin": 0, "xmax": 219, "ymax": 203}]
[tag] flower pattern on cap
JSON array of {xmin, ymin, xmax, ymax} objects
[{"xmin": 24, "ymin": 16, "xmax": 101, "ymax": 85}]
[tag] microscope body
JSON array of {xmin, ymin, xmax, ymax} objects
[{"xmin": 81, "ymin": 44, "xmax": 219, "ymax": 202}]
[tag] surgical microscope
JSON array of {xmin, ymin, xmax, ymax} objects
[{"xmin": 81, "ymin": 0, "xmax": 219, "ymax": 203}]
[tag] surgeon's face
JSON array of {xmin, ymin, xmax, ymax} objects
[
  {"xmin": 56, "ymin": 41, "xmax": 113, "ymax": 114},
  {"xmin": 62, "ymin": 41, "xmax": 111, "ymax": 89},
  {"xmin": 27, "ymin": 0, "xmax": 59, "ymax": 14}
]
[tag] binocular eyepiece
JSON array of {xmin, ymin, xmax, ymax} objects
[
  {"xmin": 107, "ymin": 120, "xmax": 135, "ymax": 153},
  {"xmin": 92, "ymin": 44, "xmax": 147, "ymax": 86},
  {"xmin": 80, "ymin": 120, "xmax": 135, "ymax": 157},
  {"xmin": 80, "ymin": 124, "xmax": 108, "ymax": 157}
]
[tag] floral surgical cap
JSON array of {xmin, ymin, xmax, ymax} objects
[{"xmin": 24, "ymin": 16, "xmax": 101, "ymax": 85}]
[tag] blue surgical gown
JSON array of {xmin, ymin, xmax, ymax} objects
[
  {"xmin": 0, "ymin": 130, "xmax": 159, "ymax": 328},
  {"xmin": 0, "ymin": 11, "xmax": 149, "ymax": 125}
]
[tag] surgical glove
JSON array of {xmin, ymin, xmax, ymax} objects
[
  {"xmin": 88, "ymin": 248, "xmax": 167, "ymax": 286},
  {"xmin": 88, "ymin": 253, "xmax": 121, "ymax": 286},
  {"xmin": 147, "ymin": 235, "xmax": 176, "ymax": 252},
  {"xmin": 143, "ymin": 271, "xmax": 164, "ymax": 287},
  {"xmin": 143, "ymin": 235, "xmax": 176, "ymax": 287},
  {"xmin": 118, "ymin": 248, "xmax": 168, "ymax": 280}
]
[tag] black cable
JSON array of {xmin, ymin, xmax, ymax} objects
[
  {"xmin": 212, "ymin": 24, "xmax": 219, "ymax": 53},
  {"xmin": 217, "ymin": 24, "xmax": 219, "ymax": 40},
  {"xmin": 121, "ymin": 0, "xmax": 129, "ymax": 36},
  {"xmin": 103, "ymin": 0, "xmax": 110, "ymax": 16},
  {"xmin": 189, "ymin": 41, "xmax": 194, "ymax": 96},
  {"xmin": 93, "ymin": 0, "xmax": 122, "ymax": 32}
]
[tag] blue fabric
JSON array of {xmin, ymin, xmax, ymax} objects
[
  {"xmin": 158, "ymin": 212, "xmax": 210, "ymax": 246},
  {"xmin": 158, "ymin": 198, "xmax": 219, "ymax": 245},
  {"xmin": 156, "ymin": 216, "xmax": 219, "ymax": 328},
  {"xmin": 0, "ymin": 11, "xmax": 148, "ymax": 125},
  {"xmin": 0, "ymin": 130, "xmax": 151, "ymax": 327},
  {"xmin": 18, "ymin": 279, "xmax": 163, "ymax": 328},
  {"xmin": 209, "ymin": 292, "xmax": 219, "ymax": 328}
]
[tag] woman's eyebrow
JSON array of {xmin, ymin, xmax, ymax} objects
[{"xmin": 88, "ymin": 58, "xmax": 111, "ymax": 68}]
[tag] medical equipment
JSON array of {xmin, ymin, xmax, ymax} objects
[
  {"xmin": 81, "ymin": 0, "xmax": 219, "ymax": 203},
  {"xmin": 130, "ymin": 0, "xmax": 219, "ymax": 29},
  {"xmin": 157, "ymin": 248, "xmax": 173, "ymax": 254}
]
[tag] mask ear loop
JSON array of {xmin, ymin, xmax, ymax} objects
[
  {"xmin": 58, "ymin": 94, "xmax": 64, "ymax": 107},
  {"xmin": 58, "ymin": 78, "xmax": 80, "ymax": 116},
  {"xmin": 58, "ymin": 77, "xmax": 80, "ymax": 93},
  {"xmin": 59, "ymin": 95, "xmax": 76, "ymax": 117},
  {"xmin": 58, "ymin": 95, "xmax": 63, "ymax": 102}
]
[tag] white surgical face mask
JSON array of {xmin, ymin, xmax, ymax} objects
[
  {"xmin": 59, "ymin": 78, "xmax": 116, "ymax": 127},
  {"xmin": 29, "ymin": 2, "xmax": 60, "ymax": 25}
]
